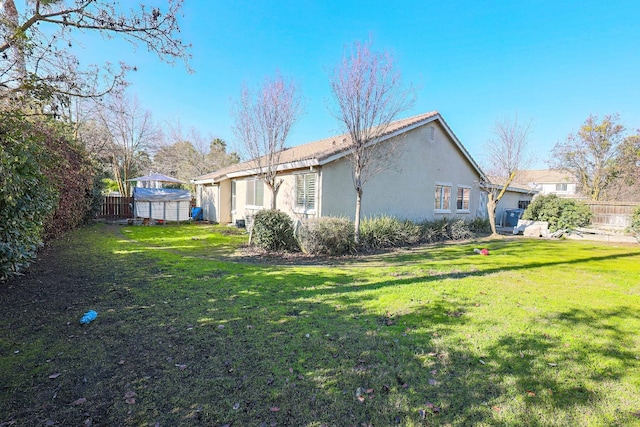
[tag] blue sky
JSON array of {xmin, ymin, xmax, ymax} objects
[{"xmin": 77, "ymin": 0, "xmax": 639, "ymax": 168}]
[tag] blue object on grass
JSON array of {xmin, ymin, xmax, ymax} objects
[{"xmin": 80, "ymin": 310, "xmax": 98, "ymax": 324}]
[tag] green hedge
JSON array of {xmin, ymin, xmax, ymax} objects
[
  {"xmin": 1, "ymin": 115, "xmax": 97, "ymax": 280},
  {"xmin": 1, "ymin": 116, "xmax": 59, "ymax": 280}
]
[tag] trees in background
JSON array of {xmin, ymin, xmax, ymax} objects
[
  {"xmin": 90, "ymin": 93, "xmax": 159, "ymax": 197},
  {"xmin": 328, "ymin": 39, "xmax": 415, "ymax": 243},
  {"xmin": 550, "ymin": 114, "xmax": 639, "ymax": 201},
  {"xmin": 231, "ymin": 74, "xmax": 303, "ymax": 210},
  {"xmin": 154, "ymin": 124, "xmax": 239, "ymax": 184},
  {"xmin": 481, "ymin": 115, "xmax": 533, "ymax": 235}
]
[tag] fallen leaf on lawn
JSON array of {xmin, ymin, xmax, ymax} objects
[
  {"xmin": 83, "ymin": 418, "xmax": 92, "ymax": 426},
  {"xmin": 430, "ymin": 369, "xmax": 437, "ymax": 375},
  {"xmin": 548, "ymin": 363, "xmax": 558, "ymax": 367},
  {"xmin": 270, "ymin": 406, "xmax": 280, "ymax": 412},
  {"xmin": 520, "ymin": 352, "xmax": 524, "ymax": 358},
  {"xmin": 217, "ymin": 324, "xmax": 225, "ymax": 329},
  {"xmin": 630, "ymin": 411, "xmax": 640, "ymax": 418},
  {"xmin": 125, "ymin": 398, "xmax": 136, "ymax": 405},
  {"xmin": 492, "ymin": 406, "xmax": 502, "ymax": 413},
  {"xmin": 382, "ymin": 384, "xmax": 390, "ymax": 392},
  {"xmin": 233, "ymin": 402, "xmax": 240, "ymax": 410},
  {"xmin": 428, "ymin": 378, "xmax": 438, "ymax": 386},
  {"xmin": 427, "ymin": 352, "xmax": 437, "ymax": 357},
  {"xmin": 527, "ymin": 391, "xmax": 536, "ymax": 397},
  {"xmin": 402, "ymin": 383, "xmax": 409, "ymax": 388},
  {"xmin": 357, "ymin": 396, "xmax": 365, "ymax": 403},
  {"xmin": 71, "ymin": 397, "xmax": 87, "ymax": 405},
  {"xmin": 365, "ymin": 388, "xmax": 374, "ymax": 394},
  {"xmin": 419, "ymin": 409, "xmax": 426, "ymax": 419},
  {"xmin": 124, "ymin": 391, "xmax": 136, "ymax": 399},
  {"xmin": 479, "ymin": 359, "xmax": 486, "ymax": 365},
  {"xmin": 175, "ymin": 364, "xmax": 187, "ymax": 370},
  {"xmin": 289, "ymin": 367, "xmax": 293, "ymax": 373},
  {"xmin": 48, "ymin": 373, "xmax": 61, "ymax": 379},
  {"xmin": 118, "ymin": 359, "xmax": 125, "ymax": 365}
]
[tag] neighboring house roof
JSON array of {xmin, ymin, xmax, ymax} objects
[
  {"xmin": 515, "ymin": 169, "xmax": 576, "ymax": 185},
  {"xmin": 192, "ymin": 111, "xmax": 487, "ymax": 184},
  {"xmin": 486, "ymin": 176, "xmax": 538, "ymax": 195}
]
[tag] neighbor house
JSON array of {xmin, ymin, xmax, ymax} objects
[
  {"xmin": 192, "ymin": 111, "xmax": 534, "ymax": 226},
  {"xmin": 515, "ymin": 169, "xmax": 578, "ymax": 197}
]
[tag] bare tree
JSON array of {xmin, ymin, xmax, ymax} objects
[
  {"xmin": 153, "ymin": 122, "xmax": 239, "ymax": 183},
  {"xmin": 231, "ymin": 74, "xmax": 303, "ymax": 210},
  {"xmin": 482, "ymin": 115, "xmax": 533, "ymax": 235},
  {"xmin": 329, "ymin": 39, "xmax": 415, "ymax": 243},
  {"xmin": 550, "ymin": 114, "xmax": 627, "ymax": 201},
  {"xmin": 94, "ymin": 92, "xmax": 161, "ymax": 196},
  {"xmin": 0, "ymin": 0, "xmax": 190, "ymax": 114}
]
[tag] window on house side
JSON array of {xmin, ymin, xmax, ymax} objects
[
  {"xmin": 246, "ymin": 178, "xmax": 264, "ymax": 206},
  {"xmin": 231, "ymin": 181, "xmax": 236, "ymax": 211},
  {"xmin": 435, "ymin": 185, "xmax": 451, "ymax": 210},
  {"xmin": 456, "ymin": 187, "xmax": 470, "ymax": 211},
  {"xmin": 556, "ymin": 183, "xmax": 568, "ymax": 192},
  {"xmin": 518, "ymin": 200, "xmax": 531, "ymax": 210},
  {"xmin": 296, "ymin": 173, "xmax": 316, "ymax": 210}
]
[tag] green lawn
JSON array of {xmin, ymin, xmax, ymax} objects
[{"xmin": 1, "ymin": 224, "xmax": 639, "ymax": 426}]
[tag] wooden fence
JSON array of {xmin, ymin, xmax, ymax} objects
[
  {"xmin": 98, "ymin": 196, "xmax": 133, "ymax": 219},
  {"xmin": 585, "ymin": 201, "xmax": 638, "ymax": 229}
]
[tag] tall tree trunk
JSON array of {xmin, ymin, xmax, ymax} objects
[
  {"xmin": 354, "ymin": 188, "xmax": 363, "ymax": 245},
  {"xmin": 487, "ymin": 193, "xmax": 498, "ymax": 236},
  {"xmin": 3, "ymin": 0, "xmax": 27, "ymax": 88}
]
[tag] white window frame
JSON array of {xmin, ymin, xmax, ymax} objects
[
  {"xmin": 555, "ymin": 183, "xmax": 568, "ymax": 192},
  {"xmin": 434, "ymin": 182, "xmax": 452, "ymax": 213},
  {"xmin": 231, "ymin": 180, "xmax": 236, "ymax": 213},
  {"xmin": 294, "ymin": 172, "xmax": 316, "ymax": 213},
  {"xmin": 245, "ymin": 177, "xmax": 264, "ymax": 208},
  {"xmin": 456, "ymin": 186, "xmax": 471, "ymax": 213}
]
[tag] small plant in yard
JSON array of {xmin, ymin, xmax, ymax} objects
[
  {"xmin": 251, "ymin": 209, "xmax": 299, "ymax": 251},
  {"xmin": 298, "ymin": 217, "xmax": 355, "ymax": 255}
]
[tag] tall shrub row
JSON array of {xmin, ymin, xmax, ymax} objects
[{"xmin": 1, "ymin": 115, "xmax": 97, "ymax": 280}]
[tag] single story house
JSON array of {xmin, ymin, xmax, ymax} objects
[{"xmin": 192, "ymin": 111, "xmax": 534, "ymax": 226}]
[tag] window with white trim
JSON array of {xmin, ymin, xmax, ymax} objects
[
  {"xmin": 231, "ymin": 180, "xmax": 236, "ymax": 211},
  {"xmin": 245, "ymin": 178, "xmax": 264, "ymax": 207},
  {"xmin": 295, "ymin": 173, "xmax": 316, "ymax": 210},
  {"xmin": 435, "ymin": 184, "xmax": 451, "ymax": 211},
  {"xmin": 555, "ymin": 183, "xmax": 568, "ymax": 192},
  {"xmin": 456, "ymin": 187, "xmax": 470, "ymax": 211}
]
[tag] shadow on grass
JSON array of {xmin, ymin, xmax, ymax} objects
[{"xmin": 1, "ymin": 226, "xmax": 639, "ymax": 426}]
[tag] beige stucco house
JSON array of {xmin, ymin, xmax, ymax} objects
[{"xmin": 192, "ymin": 111, "xmax": 532, "ymax": 226}]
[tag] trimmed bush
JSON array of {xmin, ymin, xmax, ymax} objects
[
  {"xmin": 251, "ymin": 209, "xmax": 299, "ymax": 252},
  {"xmin": 299, "ymin": 217, "xmax": 355, "ymax": 256},
  {"xmin": 359, "ymin": 215, "xmax": 420, "ymax": 250},
  {"xmin": 522, "ymin": 194, "xmax": 592, "ymax": 232}
]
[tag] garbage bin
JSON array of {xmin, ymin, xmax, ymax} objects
[
  {"xmin": 505, "ymin": 209, "xmax": 524, "ymax": 227},
  {"xmin": 191, "ymin": 207, "xmax": 203, "ymax": 221}
]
